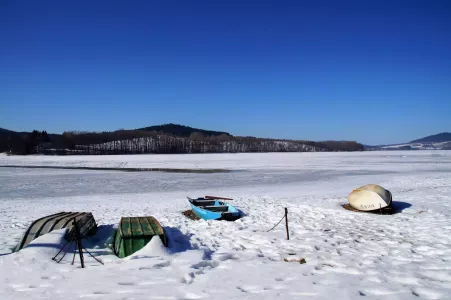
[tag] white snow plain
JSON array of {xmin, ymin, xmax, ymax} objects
[{"xmin": 1, "ymin": 151, "xmax": 451, "ymax": 300}]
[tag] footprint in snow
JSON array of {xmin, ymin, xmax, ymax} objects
[
  {"xmin": 359, "ymin": 288, "xmax": 407, "ymax": 296},
  {"xmin": 412, "ymin": 287, "xmax": 444, "ymax": 300},
  {"xmin": 152, "ymin": 261, "xmax": 171, "ymax": 269},
  {"xmin": 79, "ymin": 291, "xmax": 110, "ymax": 297},
  {"xmin": 117, "ymin": 282, "xmax": 135, "ymax": 286},
  {"xmin": 181, "ymin": 272, "xmax": 195, "ymax": 284},
  {"xmin": 191, "ymin": 260, "xmax": 219, "ymax": 269},
  {"xmin": 236, "ymin": 285, "xmax": 267, "ymax": 294}
]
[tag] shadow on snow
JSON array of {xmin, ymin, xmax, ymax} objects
[{"xmin": 391, "ymin": 201, "xmax": 412, "ymax": 213}]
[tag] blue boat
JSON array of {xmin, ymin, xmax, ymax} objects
[{"xmin": 187, "ymin": 196, "xmax": 241, "ymax": 221}]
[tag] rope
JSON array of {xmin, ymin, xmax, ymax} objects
[{"xmin": 266, "ymin": 214, "xmax": 286, "ymax": 232}]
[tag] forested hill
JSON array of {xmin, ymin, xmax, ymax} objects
[
  {"xmin": 0, "ymin": 124, "xmax": 364, "ymax": 155},
  {"xmin": 0, "ymin": 128, "xmax": 24, "ymax": 135},
  {"xmin": 138, "ymin": 123, "xmax": 231, "ymax": 137},
  {"xmin": 410, "ymin": 132, "xmax": 451, "ymax": 144}
]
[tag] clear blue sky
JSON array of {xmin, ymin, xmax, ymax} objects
[{"xmin": 1, "ymin": 0, "xmax": 450, "ymax": 145}]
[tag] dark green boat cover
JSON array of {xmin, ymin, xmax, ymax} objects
[
  {"xmin": 15, "ymin": 212, "xmax": 97, "ymax": 252},
  {"xmin": 113, "ymin": 216, "xmax": 167, "ymax": 258}
]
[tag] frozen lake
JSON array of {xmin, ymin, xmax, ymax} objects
[{"xmin": 1, "ymin": 151, "xmax": 451, "ymax": 299}]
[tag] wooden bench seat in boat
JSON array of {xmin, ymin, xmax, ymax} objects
[
  {"xmin": 202, "ymin": 206, "xmax": 229, "ymax": 212},
  {"xmin": 191, "ymin": 200, "xmax": 216, "ymax": 206}
]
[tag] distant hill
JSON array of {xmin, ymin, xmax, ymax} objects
[
  {"xmin": 0, "ymin": 124, "xmax": 364, "ymax": 155},
  {"xmin": 410, "ymin": 132, "xmax": 451, "ymax": 144},
  {"xmin": 0, "ymin": 128, "xmax": 21, "ymax": 136},
  {"xmin": 365, "ymin": 132, "xmax": 451, "ymax": 151},
  {"xmin": 137, "ymin": 123, "xmax": 232, "ymax": 137}
]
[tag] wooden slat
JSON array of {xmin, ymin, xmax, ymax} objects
[
  {"xmin": 147, "ymin": 216, "xmax": 167, "ymax": 246},
  {"xmin": 61, "ymin": 212, "xmax": 85, "ymax": 229},
  {"xmin": 50, "ymin": 212, "xmax": 80, "ymax": 231},
  {"xmin": 131, "ymin": 217, "xmax": 144, "ymax": 237},
  {"xmin": 205, "ymin": 195, "xmax": 233, "ymax": 200},
  {"xmin": 37, "ymin": 212, "xmax": 74, "ymax": 239},
  {"xmin": 16, "ymin": 212, "xmax": 68, "ymax": 251},
  {"xmin": 65, "ymin": 213, "xmax": 97, "ymax": 240},
  {"xmin": 139, "ymin": 217, "xmax": 156, "ymax": 237}
]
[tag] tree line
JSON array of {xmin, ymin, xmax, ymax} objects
[{"xmin": 0, "ymin": 129, "xmax": 364, "ymax": 155}]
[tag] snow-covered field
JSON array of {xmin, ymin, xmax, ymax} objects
[{"xmin": 1, "ymin": 151, "xmax": 451, "ymax": 300}]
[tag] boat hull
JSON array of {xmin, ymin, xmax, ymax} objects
[
  {"xmin": 112, "ymin": 216, "xmax": 167, "ymax": 258},
  {"xmin": 15, "ymin": 212, "xmax": 97, "ymax": 252},
  {"xmin": 188, "ymin": 197, "xmax": 241, "ymax": 221},
  {"xmin": 348, "ymin": 184, "xmax": 392, "ymax": 211}
]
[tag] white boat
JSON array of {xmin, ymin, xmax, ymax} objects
[{"xmin": 348, "ymin": 184, "xmax": 392, "ymax": 211}]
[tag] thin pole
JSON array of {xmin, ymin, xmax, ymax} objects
[
  {"xmin": 285, "ymin": 207, "xmax": 289, "ymax": 240},
  {"xmin": 379, "ymin": 204, "xmax": 382, "ymax": 215},
  {"xmin": 81, "ymin": 244, "xmax": 104, "ymax": 265},
  {"xmin": 56, "ymin": 240, "xmax": 73, "ymax": 263},
  {"xmin": 71, "ymin": 241, "xmax": 77, "ymax": 265},
  {"xmin": 52, "ymin": 238, "xmax": 71, "ymax": 261},
  {"xmin": 73, "ymin": 218, "xmax": 85, "ymax": 268}
]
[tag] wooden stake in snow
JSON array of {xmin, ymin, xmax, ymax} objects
[{"xmin": 285, "ymin": 207, "xmax": 289, "ymax": 240}]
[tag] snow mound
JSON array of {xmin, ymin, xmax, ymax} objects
[{"xmin": 125, "ymin": 235, "xmax": 170, "ymax": 260}]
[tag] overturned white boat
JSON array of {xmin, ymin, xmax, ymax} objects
[{"xmin": 348, "ymin": 184, "xmax": 392, "ymax": 211}]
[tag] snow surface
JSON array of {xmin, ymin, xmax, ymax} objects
[
  {"xmin": 1, "ymin": 151, "xmax": 451, "ymax": 172},
  {"xmin": 1, "ymin": 151, "xmax": 451, "ymax": 299}
]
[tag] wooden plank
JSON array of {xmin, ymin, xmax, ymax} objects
[
  {"xmin": 147, "ymin": 216, "xmax": 167, "ymax": 246},
  {"xmin": 118, "ymin": 239, "xmax": 125, "ymax": 258},
  {"xmin": 113, "ymin": 230, "xmax": 121, "ymax": 256},
  {"xmin": 20, "ymin": 212, "xmax": 68, "ymax": 250},
  {"xmin": 205, "ymin": 195, "xmax": 233, "ymax": 200},
  {"xmin": 38, "ymin": 212, "xmax": 74, "ymax": 238},
  {"xmin": 60, "ymin": 212, "xmax": 85, "ymax": 230},
  {"xmin": 120, "ymin": 217, "xmax": 133, "ymax": 238},
  {"xmin": 65, "ymin": 213, "xmax": 97, "ymax": 240},
  {"xmin": 139, "ymin": 217, "xmax": 156, "ymax": 237},
  {"xmin": 50, "ymin": 212, "xmax": 80, "ymax": 231},
  {"xmin": 147, "ymin": 217, "xmax": 163, "ymax": 235},
  {"xmin": 130, "ymin": 217, "xmax": 144, "ymax": 237},
  {"xmin": 123, "ymin": 238, "xmax": 133, "ymax": 258}
]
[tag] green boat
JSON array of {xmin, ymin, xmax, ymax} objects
[{"xmin": 112, "ymin": 216, "xmax": 168, "ymax": 258}]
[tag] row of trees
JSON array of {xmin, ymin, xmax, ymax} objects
[
  {"xmin": 1, "ymin": 129, "xmax": 364, "ymax": 155},
  {"xmin": 73, "ymin": 135, "xmax": 324, "ymax": 155},
  {"xmin": 0, "ymin": 130, "xmax": 50, "ymax": 154}
]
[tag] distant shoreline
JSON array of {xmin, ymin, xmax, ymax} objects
[{"xmin": 0, "ymin": 165, "xmax": 234, "ymax": 173}]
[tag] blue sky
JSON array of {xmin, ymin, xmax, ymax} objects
[{"xmin": 1, "ymin": 0, "xmax": 450, "ymax": 145}]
